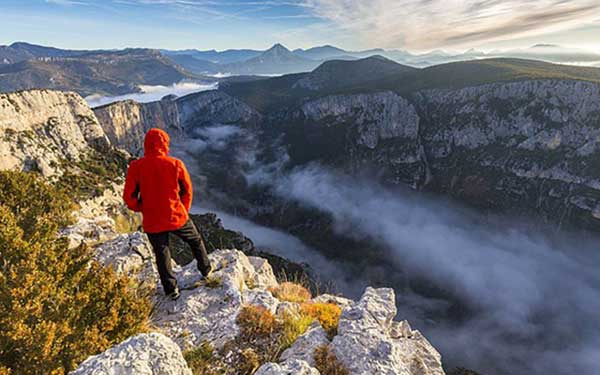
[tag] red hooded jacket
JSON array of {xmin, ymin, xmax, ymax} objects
[{"xmin": 123, "ymin": 128, "xmax": 193, "ymax": 233}]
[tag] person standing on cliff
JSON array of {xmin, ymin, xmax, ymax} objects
[{"xmin": 123, "ymin": 128, "xmax": 212, "ymax": 300}]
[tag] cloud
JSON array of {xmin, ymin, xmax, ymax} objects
[
  {"xmin": 263, "ymin": 164, "xmax": 600, "ymax": 374},
  {"xmin": 84, "ymin": 81, "xmax": 217, "ymax": 107},
  {"xmin": 302, "ymin": 0, "xmax": 600, "ymax": 50}
]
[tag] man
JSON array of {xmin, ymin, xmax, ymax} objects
[{"xmin": 123, "ymin": 128, "xmax": 211, "ymax": 300}]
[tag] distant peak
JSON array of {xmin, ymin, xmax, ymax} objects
[{"xmin": 269, "ymin": 43, "xmax": 289, "ymax": 51}]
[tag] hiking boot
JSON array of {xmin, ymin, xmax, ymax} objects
[
  {"xmin": 198, "ymin": 264, "xmax": 212, "ymax": 279},
  {"xmin": 167, "ymin": 288, "xmax": 180, "ymax": 301}
]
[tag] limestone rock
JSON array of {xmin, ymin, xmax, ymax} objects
[
  {"xmin": 0, "ymin": 89, "xmax": 109, "ymax": 176},
  {"xmin": 151, "ymin": 249, "xmax": 280, "ymax": 349},
  {"xmin": 300, "ymin": 92, "xmax": 419, "ymax": 149},
  {"xmin": 255, "ymin": 359, "xmax": 320, "ymax": 375},
  {"xmin": 93, "ymin": 97, "xmax": 181, "ymax": 156},
  {"xmin": 69, "ymin": 333, "xmax": 192, "ymax": 375},
  {"xmin": 280, "ymin": 321, "xmax": 329, "ymax": 366},
  {"xmin": 94, "ymin": 232, "xmax": 155, "ymax": 276},
  {"xmin": 331, "ymin": 287, "xmax": 445, "ymax": 375},
  {"xmin": 247, "ymin": 256, "xmax": 279, "ymax": 288}
]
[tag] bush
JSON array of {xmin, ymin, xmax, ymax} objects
[
  {"xmin": 278, "ymin": 312, "xmax": 314, "ymax": 351},
  {"xmin": 0, "ymin": 171, "xmax": 152, "ymax": 375},
  {"xmin": 0, "ymin": 170, "xmax": 74, "ymax": 240},
  {"xmin": 269, "ymin": 282, "xmax": 312, "ymax": 303},
  {"xmin": 55, "ymin": 148, "xmax": 129, "ymax": 200},
  {"xmin": 236, "ymin": 305, "xmax": 277, "ymax": 338},
  {"xmin": 314, "ymin": 345, "xmax": 349, "ymax": 375},
  {"xmin": 300, "ymin": 303, "xmax": 342, "ymax": 339}
]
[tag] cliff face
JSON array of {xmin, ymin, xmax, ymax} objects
[
  {"xmin": 92, "ymin": 90, "xmax": 260, "ymax": 155},
  {"xmin": 416, "ymin": 79, "xmax": 600, "ymax": 228},
  {"xmin": 0, "ymin": 89, "xmax": 109, "ymax": 176},
  {"xmin": 90, "ymin": 79, "xmax": 600, "ymax": 229},
  {"xmin": 93, "ymin": 96, "xmax": 181, "ymax": 155},
  {"xmin": 271, "ymin": 80, "xmax": 600, "ymax": 229}
]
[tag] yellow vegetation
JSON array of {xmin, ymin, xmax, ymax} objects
[
  {"xmin": 269, "ymin": 282, "xmax": 312, "ymax": 303},
  {"xmin": 236, "ymin": 305, "xmax": 277, "ymax": 338},
  {"xmin": 0, "ymin": 171, "xmax": 151, "ymax": 375},
  {"xmin": 278, "ymin": 312, "xmax": 314, "ymax": 351},
  {"xmin": 300, "ymin": 302, "xmax": 342, "ymax": 339}
]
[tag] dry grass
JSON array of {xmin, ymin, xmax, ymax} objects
[
  {"xmin": 236, "ymin": 305, "xmax": 277, "ymax": 338},
  {"xmin": 278, "ymin": 312, "xmax": 314, "ymax": 352},
  {"xmin": 204, "ymin": 275, "xmax": 222, "ymax": 289},
  {"xmin": 183, "ymin": 342, "xmax": 219, "ymax": 375},
  {"xmin": 269, "ymin": 282, "xmax": 312, "ymax": 303},
  {"xmin": 300, "ymin": 302, "xmax": 342, "ymax": 339},
  {"xmin": 314, "ymin": 345, "xmax": 349, "ymax": 375}
]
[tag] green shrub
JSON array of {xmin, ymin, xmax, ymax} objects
[
  {"xmin": 55, "ymin": 149, "xmax": 129, "ymax": 201},
  {"xmin": 0, "ymin": 171, "xmax": 152, "ymax": 375},
  {"xmin": 0, "ymin": 170, "xmax": 74, "ymax": 240}
]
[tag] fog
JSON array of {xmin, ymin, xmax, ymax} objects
[
  {"xmin": 190, "ymin": 206, "xmax": 368, "ymax": 297},
  {"xmin": 85, "ymin": 81, "xmax": 217, "ymax": 107},
  {"xmin": 271, "ymin": 165, "xmax": 600, "ymax": 375},
  {"xmin": 174, "ymin": 124, "xmax": 600, "ymax": 374}
]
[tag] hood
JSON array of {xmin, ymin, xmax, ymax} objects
[{"xmin": 144, "ymin": 128, "xmax": 170, "ymax": 157}]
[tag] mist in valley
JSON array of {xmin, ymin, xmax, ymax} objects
[
  {"xmin": 85, "ymin": 82, "xmax": 217, "ymax": 107},
  {"xmin": 174, "ymin": 124, "xmax": 600, "ymax": 375}
]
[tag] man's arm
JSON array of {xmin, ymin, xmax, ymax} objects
[
  {"xmin": 123, "ymin": 161, "xmax": 143, "ymax": 212},
  {"xmin": 178, "ymin": 160, "xmax": 193, "ymax": 212}
]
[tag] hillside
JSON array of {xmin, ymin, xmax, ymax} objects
[
  {"xmin": 220, "ymin": 56, "xmax": 417, "ymax": 112},
  {"xmin": 0, "ymin": 49, "xmax": 199, "ymax": 96},
  {"xmin": 222, "ymin": 57, "xmax": 600, "ymax": 112},
  {"xmin": 0, "ymin": 41, "xmax": 85, "ymax": 64},
  {"xmin": 387, "ymin": 58, "xmax": 600, "ymax": 94}
]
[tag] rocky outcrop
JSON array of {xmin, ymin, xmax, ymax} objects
[
  {"xmin": 0, "ymin": 89, "xmax": 109, "ymax": 176},
  {"xmin": 299, "ymin": 91, "xmax": 419, "ymax": 149},
  {"xmin": 413, "ymin": 79, "xmax": 600, "ymax": 228},
  {"xmin": 178, "ymin": 90, "xmax": 261, "ymax": 128},
  {"xmin": 93, "ymin": 90, "xmax": 261, "ymax": 155},
  {"xmin": 331, "ymin": 287, "xmax": 444, "ymax": 375},
  {"xmin": 255, "ymin": 359, "xmax": 320, "ymax": 375},
  {"xmin": 74, "ymin": 218, "xmax": 445, "ymax": 375},
  {"xmin": 69, "ymin": 333, "xmax": 192, "ymax": 375},
  {"xmin": 279, "ymin": 322, "xmax": 329, "ymax": 366},
  {"xmin": 93, "ymin": 95, "xmax": 181, "ymax": 155}
]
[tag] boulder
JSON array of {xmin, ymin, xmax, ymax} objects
[
  {"xmin": 69, "ymin": 333, "xmax": 192, "ymax": 375},
  {"xmin": 255, "ymin": 359, "xmax": 320, "ymax": 375},
  {"xmin": 331, "ymin": 287, "xmax": 445, "ymax": 375},
  {"xmin": 151, "ymin": 249, "xmax": 280, "ymax": 349},
  {"xmin": 280, "ymin": 321, "xmax": 329, "ymax": 366}
]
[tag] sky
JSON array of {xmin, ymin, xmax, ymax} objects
[{"xmin": 0, "ymin": 0, "xmax": 599, "ymax": 53}]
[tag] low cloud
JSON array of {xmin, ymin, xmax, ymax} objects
[
  {"xmin": 269, "ymin": 164, "xmax": 600, "ymax": 374},
  {"xmin": 85, "ymin": 81, "xmax": 217, "ymax": 107}
]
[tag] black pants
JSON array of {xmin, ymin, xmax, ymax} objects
[{"xmin": 146, "ymin": 219, "xmax": 211, "ymax": 295}]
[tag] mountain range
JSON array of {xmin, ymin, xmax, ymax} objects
[
  {"xmin": 162, "ymin": 42, "xmax": 600, "ymax": 74},
  {"xmin": 1, "ymin": 41, "xmax": 599, "ymax": 98},
  {"xmin": 0, "ymin": 45, "xmax": 204, "ymax": 96}
]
